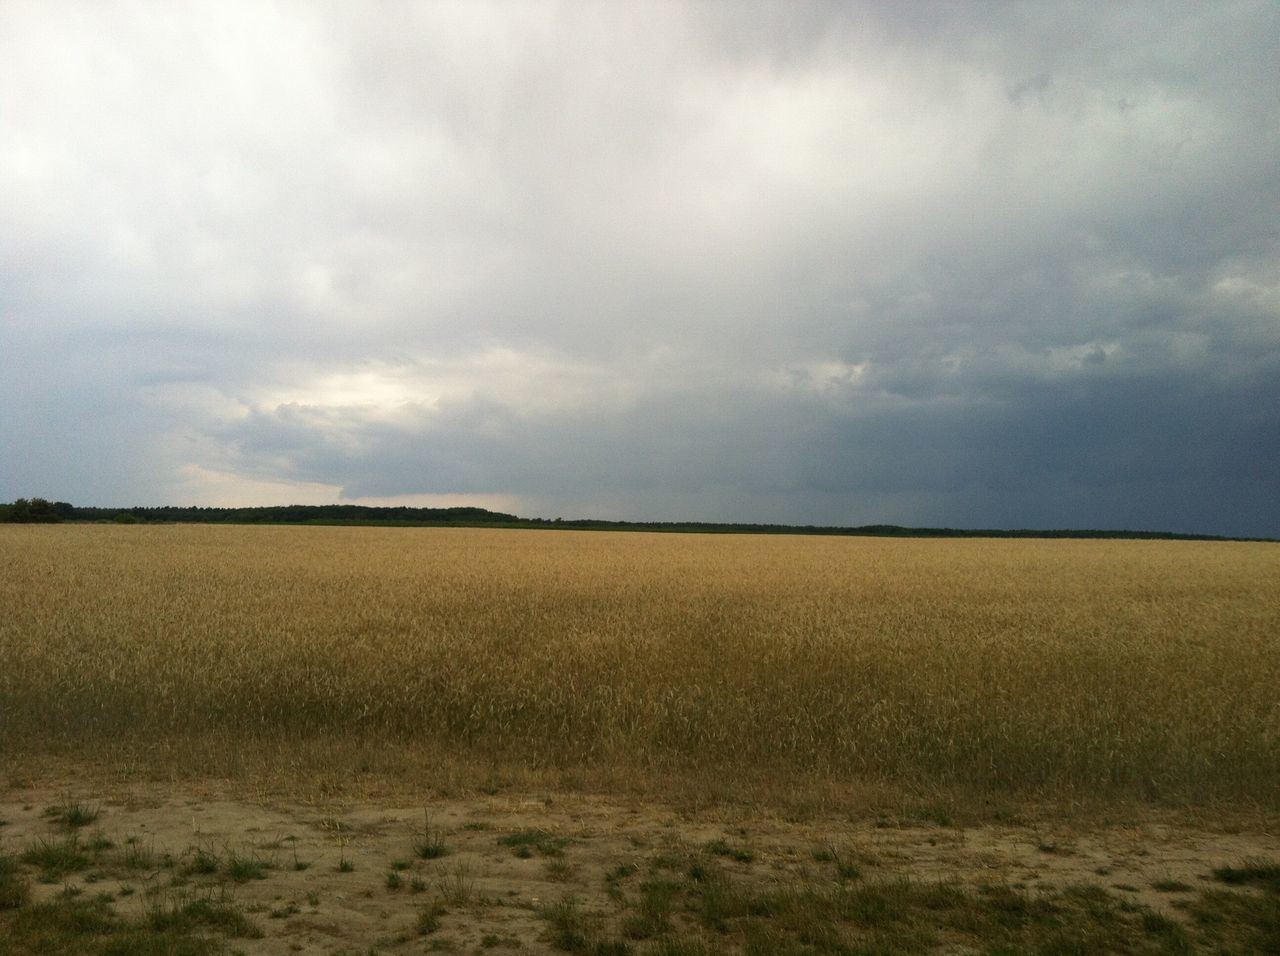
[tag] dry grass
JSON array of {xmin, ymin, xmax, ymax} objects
[{"xmin": 1, "ymin": 525, "xmax": 1277, "ymax": 805}]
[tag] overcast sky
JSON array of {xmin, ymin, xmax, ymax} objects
[{"xmin": 3, "ymin": 2, "xmax": 1278, "ymax": 535}]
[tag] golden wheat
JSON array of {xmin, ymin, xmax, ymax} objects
[{"xmin": 1, "ymin": 524, "xmax": 1277, "ymax": 803}]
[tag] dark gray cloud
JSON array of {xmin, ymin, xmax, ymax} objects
[{"xmin": 2, "ymin": 1, "xmax": 1277, "ymax": 535}]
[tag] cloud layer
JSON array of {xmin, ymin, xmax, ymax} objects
[{"xmin": 3, "ymin": 1, "xmax": 1278, "ymax": 535}]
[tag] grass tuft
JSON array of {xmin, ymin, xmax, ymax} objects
[
  {"xmin": 43, "ymin": 796, "xmax": 101, "ymax": 829},
  {"xmin": 417, "ymin": 899, "xmax": 447, "ymax": 935},
  {"xmin": 1212, "ymin": 858, "xmax": 1280, "ymax": 892},
  {"xmin": 146, "ymin": 888, "xmax": 264, "ymax": 938},
  {"xmin": 20, "ymin": 834, "xmax": 92, "ymax": 880},
  {"xmin": 500, "ymin": 828, "xmax": 569, "ymax": 858},
  {"xmin": 223, "ymin": 847, "xmax": 271, "ymax": 883},
  {"xmin": 705, "ymin": 839, "xmax": 754, "ymax": 864},
  {"xmin": 437, "ymin": 861, "xmax": 475, "ymax": 906},
  {"xmin": 414, "ymin": 812, "xmax": 450, "ymax": 859},
  {"xmin": 0, "ymin": 853, "xmax": 32, "ymax": 910},
  {"xmin": 1, "ymin": 891, "xmax": 253, "ymax": 954}
]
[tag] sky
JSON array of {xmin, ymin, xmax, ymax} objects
[{"xmin": 2, "ymin": 1, "xmax": 1278, "ymax": 536}]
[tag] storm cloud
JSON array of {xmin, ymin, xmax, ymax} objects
[{"xmin": 3, "ymin": 1, "xmax": 1278, "ymax": 535}]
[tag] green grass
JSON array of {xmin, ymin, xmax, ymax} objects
[
  {"xmin": 650, "ymin": 940, "xmax": 714, "ymax": 956},
  {"xmin": 1, "ymin": 799, "xmax": 1276, "ymax": 954},
  {"xmin": 499, "ymin": 828, "xmax": 569, "ymax": 858},
  {"xmin": 223, "ymin": 848, "xmax": 271, "ymax": 883},
  {"xmin": 1212, "ymin": 858, "xmax": 1280, "ymax": 892},
  {"xmin": 20, "ymin": 834, "xmax": 93, "ymax": 881},
  {"xmin": 118, "ymin": 837, "xmax": 162, "ymax": 871},
  {"xmin": 42, "ymin": 797, "xmax": 101, "ymax": 829},
  {"xmin": 1187, "ymin": 888, "xmax": 1280, "ymax": 952},
  {"xmin": 83, "ymin": 832, "xmax": 113, "ymax": 853},
  {"xmin": 0, "ymin": 890, "xmax": 259, "ymax": 955},
  {"xmin": 184, "ymin": 845, "xmax": 220, "ymax": 876},
  {"xmin": 622, "ymin": 879, "xmax": 678, "ymax": 939},
  {"xmin": 414, "ymin": 812, "xmax": 450, "ymax": 859},
  {"xmin": 146, "ymin": 889, "xmax": 264, "ymax": 938},
  {"xmin": 704, "ymin": 839, "xmax": 754, "ymax": 864},
  {"xmin": 537, "ymin": 896, "xmax": 591, "ymax": 951},
  {"xmin": 532, "ymin": 867, "xmax": 1214, "ymax": 955},
  {"xmin": 417, "ymin": 899, "xmax": 447, "ymax": 935},
  {"xmin": 812, "ymin": 844, "xmax": 862, "ymax": 882},
  {"xmin": 437, "ymin": 862, "xmax": 475, "ymax": 906},
  {"xmin": 545, "ymin": 859, "xmax": 577, "ymax": 882},
  {"xmin": 0, "ymin": 855, "xmax": 31, "ymax": 911}
]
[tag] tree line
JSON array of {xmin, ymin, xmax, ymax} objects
[
  {"xmin": 1, "ymin": 497, "xmax": 1262, "ymax": 540},
  {"xmin": 0, "ymin": 500, "xmax": 520, "ymax": 526},
  {"xmin": 0, "ymin": 498, "xmax": 75, "ymax": 522}
]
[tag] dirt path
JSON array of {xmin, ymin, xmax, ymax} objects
[{"xmin": 2, "ymin": 782, "xmax": 1276, "ymax": 954}]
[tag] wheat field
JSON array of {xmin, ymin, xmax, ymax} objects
[{"xmin": 1, "ymin": 524, "xmax": 1277, "ymax": 804}]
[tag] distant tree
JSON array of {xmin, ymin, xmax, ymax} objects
[{"xmin": 5, "ymin": 498, "xmax": 62, "ymax": 523}]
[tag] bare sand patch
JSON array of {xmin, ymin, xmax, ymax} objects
[{"xmin": 3, "ymin": 778, "xmax": 1275, "ymax": 954}]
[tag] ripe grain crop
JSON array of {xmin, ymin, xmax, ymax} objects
[{"xmin": 1, "ymin": 525, "xmax": 1277, "ymax": 804}]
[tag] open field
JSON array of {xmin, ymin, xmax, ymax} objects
[
  {"xmin": 2, "ymin": 524, "xmax": 1279, "ymax": 951},
  {"xmin": 3, "ymin": 524, "xmax": 1278, "ymax": 804}
]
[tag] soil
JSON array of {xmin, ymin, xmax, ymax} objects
[{"xmin": 2, "ymin": 780, "xmax": 1276, "ymax": 954}]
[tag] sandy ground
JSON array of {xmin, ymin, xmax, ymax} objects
[{"xmin": 2, "ymin": 781, "xmax": 1277, "ymax": 954}]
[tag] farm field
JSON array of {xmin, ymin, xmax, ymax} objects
[{"xmin": 2, "ymin": 524, "xmax": 1278, "ymax": 953}]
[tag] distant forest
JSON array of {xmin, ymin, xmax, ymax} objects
[{"xmin": 1, "ymin": 496, "xmax": 1266, "ymax": 541}]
